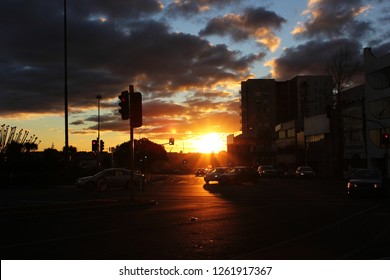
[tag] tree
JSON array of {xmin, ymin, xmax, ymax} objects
[
  {"xmin": 328, "ymin": 47, "xmax": 361, "ymax": 104},
  {"xmin": 327, "ymin": 47, "xmax": 361, "ymax": 178},
  {"xmin": 114, "ymin": 138, "xmax": 168, "ymax": 171},
  {"xmin": 24, "ymin": 142, "xmax": 38, "ymax": 153}
]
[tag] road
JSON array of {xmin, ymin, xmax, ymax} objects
[{"xmin": 1, "ymin": 175, "xmax": 390, "ymax": 259}]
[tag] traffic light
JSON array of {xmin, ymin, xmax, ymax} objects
[
  {"xmin": 92, "ymin": 139, "xmax": 98, "ymax": 152},
  {"xmin": 382, "ymin": 132, "xmax": 390, "ymax": 146},
  {"xmin": 100, "ymin": 140, "xmax": 105, "ymax": 152},
  {"xmin": 118, "ymin": 91, "xmax": 129, "ymax": 120},
  {"xmin": 169, "ymin": 137, "xmax": 174, "ymax": 145},
  {"xmin": 130, "ymin": 92, "xmax": 142, "ymax": 127}
]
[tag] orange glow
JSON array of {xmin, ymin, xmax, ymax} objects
[{"xmin": 194, "ymin": 133, "xmax": 225, "ymax": 153}]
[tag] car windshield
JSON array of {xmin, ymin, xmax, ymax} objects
[
  {"xmin": 300, "ymin": 166, "xmax": 313, "ymax": 171},
  {"xmin": 262, "ymin": 166, "xmax": 274, "ymax": 170},
  {"xmin": 212, "ymin": 168, "xmax": 228, "ymax": 173},
  {"xmin": 352, "ymin": 169, "xmax": 382, "ymax": 179}
]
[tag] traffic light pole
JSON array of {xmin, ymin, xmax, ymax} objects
[
  {"xmin": 118, "ymin": 84, "xmax": 142, "ymax": 201},
  {"xmin": 129, "ymin": 85, "xmax": 135, "ymax": 201}
]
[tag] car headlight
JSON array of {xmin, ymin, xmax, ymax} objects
[
  {"xmin": 348, "ymin": 182, "xmax": 358, "ymax": 189},
  {"xmin": 374, "ymin": 183, "xmax": 382, "ymax": 189}
]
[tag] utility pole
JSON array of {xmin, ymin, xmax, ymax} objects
[
  {"xmin": 129, "ymin": 85, "xmax": 135, "ymax": 201},
  {"xmin": 118, "ymin": 85, "xmax": 142, "ymax": 201},
  {"xmin": 64, "ymin": 0, "xmax": 69, "ymax": 159}
]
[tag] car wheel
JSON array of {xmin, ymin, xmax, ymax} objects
[{"xmin": 97, "ymin": 178, "xmax": 109, "ymax": 192}]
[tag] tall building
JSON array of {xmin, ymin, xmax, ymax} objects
[
  {"xmin": 239, "ymin": 79, "xmax": 277, "ymax": 165},
  {"xmin": 276, "ymin": 75, "xmax": 333, "ymax": 123},
  {"xmin": 235, "ymin": 75, "xmax": 332, "ymax": 166}
]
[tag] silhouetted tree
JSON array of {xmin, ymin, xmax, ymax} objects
[
  {"xmin": 327, "ymin": 47, "xmax": 361, "ymax": 178},
  {"xmin": 6, "ymin": 141, "xmax": 24, "ymax": 156},
  {"xmin": 24, "ymin": 142, "xmax": 38, "ymax": 153},
  {"xmin": 328, "ymin": 47, "xmax": 361, "ymax": 100},
  {"xmin": 114, "ymin": 138, "xmax": 167, "ymax": 171}
]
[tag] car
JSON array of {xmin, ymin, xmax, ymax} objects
[
  {"xmin": 231, "ymin": 166, "xmax": 259, "ymax": 184},
  {"xmin": 295, "ymin": 166, "xmax": 316, "ymax": 179},
  {"xmin": 257, "ymin": 165, "xmax": 277, "ymax": 177},
  {"xmin": 195, "ymin": 168, "xmax": 209, "ymax": 177},
  {"xmin": 204, "ymin": 167, "xmax": 231, "ymax": 184},
  {"xmin": 347, "ymin": 168, "xmax": 388, "ymax": 197},
  {"xmin": 76, "ymin": 168, "xmax": 145, "ymax": 191}
]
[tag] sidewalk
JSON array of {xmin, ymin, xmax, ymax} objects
[{"xmin": 0, "ymin": 185, "xmax": 157, "ymax": 215}]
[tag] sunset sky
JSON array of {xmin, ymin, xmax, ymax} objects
[{"xmin": 1, "ymin": 0, "xmax": 389, "ymax": 153}]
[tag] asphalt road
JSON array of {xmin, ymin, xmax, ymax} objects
[{"xmin": 1, "ymin": 175, "xmax": 390, "ymax": 260}]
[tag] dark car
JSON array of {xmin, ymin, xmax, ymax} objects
[
  {"xmin": 232, "ymin": 166, "xmax": 259, "ymax": 184},
  {"xmin": 195, "ymin": 168, "xmax": 209, "ymax": 177},
  {"xmin": 295, "ymin": 166, "xmax": 316, "ymax": 179},
  {"xmin": 204, "ymin": 167, "xmax": 231, "ymax": 184},
  {"xmin": 347, "ymin": 168, "xmax": 388, "ymax": 197},
  {"xmin": 205, "ymin": 166, "xmax": 269, "ymax": 185},
  {"xmin": 257, "ymin": 165, "xmax": 277, "ymax": 177}
]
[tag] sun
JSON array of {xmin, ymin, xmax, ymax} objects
[{"xmin": 195, "ymin": 133, "xmax": 225, "ymax": 153}]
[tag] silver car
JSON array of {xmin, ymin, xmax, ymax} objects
[{"xmin": 76, "ymin": 168, "xmax": 145, "ymax": 191}]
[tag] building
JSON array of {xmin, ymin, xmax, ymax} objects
[
  {"xmin": 276, "ymin": 76, "xmax": 333, "ymax": 123},
  {"xmin": 274, "ymin": 120, "xmax": 304, "ymax": 170},
  {"xmin": 235, "ymin": 75, "xmax": 332, "ymax": 167},
  {"xmin": 342, "ymin": 85, "xmax": 366, "ymax": 173},
  {"xmin": 364, "ymin": 47, "xmax": 390, "ymax": 176}
]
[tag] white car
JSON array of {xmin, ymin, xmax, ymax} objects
[{"xmin": 76, "ymin": 168, "xmax": 145, "ymax": 191}]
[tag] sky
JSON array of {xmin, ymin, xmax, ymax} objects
[{"xmin": 1, "ymin": 0, "xmax": 390, "ymax": 153}]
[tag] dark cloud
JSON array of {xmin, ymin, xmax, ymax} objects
[
  {"xmin": 293, "ymin": 0, "xmax": 373, "ymax": 39},
  {"xmin": 70, "ymin": 0, "xmax": 163, "ymax": 19},
  {"xmin": 369, "ymin": 42, "xmax": 390, "ymax": 57},
  {"xmin": 0, "ymin": 0, "xmax": 258, "ymax": 117},
  {"xmin": 199, "ymin": 7, "xmax": 286, "ymax": 51},
  {"xmin": 268, "ymin": 39, "xmax": 362, "ymax": 81},
  {"xmin": 70, "ymin": 120, "xmax": 85, "ymax": 126},
  {"xmin": 166, "ymin": 0, "xmax": 239, "ymax": 17}
]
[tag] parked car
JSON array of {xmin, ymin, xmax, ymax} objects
[
  {"xmin": 347, "ymin": 168, "xmax": 388, "ymax": 198},
  {"xmin": 231, "ymin": 166, "xmax": 259, "ymax": 184},
  {"xmin": 76, "ymin": 168, "xmax": 145, "ymax": 191},
  {"xmin": 204, "ymin": 167, "xmax": 231, "ymax": 184},
  {"xmin": 295, "ymin": 166, "xmax": 316, "ymax": 179},
  {"xmin": 257, "ymin": 165, "xmax": 277, "ymax": 177}
]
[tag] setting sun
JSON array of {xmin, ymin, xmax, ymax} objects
[{"xmin": 194, "ymin": 133, "xmax": 226, "ymax": 153}]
